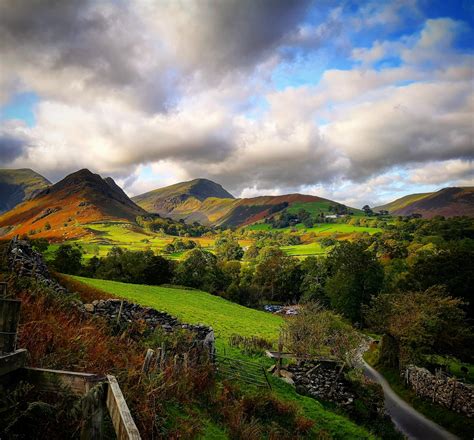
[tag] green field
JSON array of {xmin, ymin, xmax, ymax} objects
[
  {"xmin": 72, "ymin": 276, "xmax": 375, "ymax": 439},
  {"xmin": 281, "ymin": 241, "xmax": 328, "ymax": 257},
  {"xmin": 286, "ymin": 201, "xmax": 364, "ymax": 216},
  {"xmin": 45, "ymin": 222, "xmax": 219, "ymax": 260},
  {"xmin": 72, "ymin": 276, "xmax": 283, "ymax": 340},
  {"xmin": 247, "ymin": 222, "xmax": 382, "ymax": 235}
]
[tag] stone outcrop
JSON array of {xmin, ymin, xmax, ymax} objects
[
  {"xmin": 404, "ymin": 365, "xmax": 474, "ymax": 418},
  {"xmin": 288, "ymin": 359, "xmax": 355, "ymax": 406},
  {"xmin": 7, "ymin": 237, "xmax": 215, "ymax": 355}
]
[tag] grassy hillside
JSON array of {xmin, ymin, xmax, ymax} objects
[
  {"xmin": 286, "ymin": 200, "xmax": 364, "ymax": 216},
  {"xmin": 0, "ymin": 169, "xmax": 146, "ymax": 240},
  {"xmin": 133, "ymin": 177, "xmax": 364, "ymax": 227},
  {"xmin": 375, "ymin": 187, "xmax": 474, "ymax": 218},
  {"xmin": 246, "ymin": 222, "xmax": 382, "ymax": 235},
  {"xmin": 132, "ymin": 178, "xmax": 235, "ymax": 223},
  {"xmin": 0, "ymin": 168, "xmax": 50, "ymax": 213},
  {"xmin": 374, "ymin": 192, "xmax": 432, "ymax": 213},
  {"xmin": 73, "ymin": 276, "xmax": 283, "ymax": 340},
  {"xmin": 71, "ymin": 276, "xmax": 376, "ymax": 439}
]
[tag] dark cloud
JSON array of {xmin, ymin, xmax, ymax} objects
[{"xmin": 0, "ymin": 134, "xmax": 26, "ymax": 165}]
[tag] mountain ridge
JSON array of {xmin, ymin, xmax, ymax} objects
[
  {"xmin": 133, "ymin": 179, "xmax": 357, "ymax": 227},
  {"xmin": 0, "ymin": 168, "xmax": 146, "ymax": 240},
  {"xmin": 375, "ymin": 187, "xmax": 474, "ymax": 218},
  {"xmin": 0, "ymin": 168, "xmax": 51, "ymax": 213}
]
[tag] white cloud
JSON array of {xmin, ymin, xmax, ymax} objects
[{"xmin": 0, "ymin": 2, "xmax": 473, "ymax": 202}]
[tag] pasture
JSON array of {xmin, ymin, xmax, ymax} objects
[
  {"xmin": 246, "ymin": 222, "xmax": 382, "ymax": 235},
  {"xmin": 281, "ymin": 241, "xmax": 327, "ymax": 257},
  {"xmin": 71, "ymin": 276, "xmax": 375, "ymax": 439},
  {"xmin": 72, "ymin": 276, "xmax": 283, "ymax": 341}
]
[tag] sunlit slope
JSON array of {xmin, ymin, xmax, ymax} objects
[
  {"xmin": 72, "ymin": 276, "xmax": 283, "ymax": 340},
  {"xmin": 375, "ymin": 187, "xmax": 474, "ymax": 218},
  {"xmin": 0, "ymin": 169, "xmax": 146, "ymax": 240},
  {"xmin": 134, "ymin": 178, "xmax": 361, "ymax": 227}
]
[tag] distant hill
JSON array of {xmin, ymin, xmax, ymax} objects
[
  {"xmin": 0, "ymin": 168, "xmax": 51, "ymax": 213},
  {"xmin": 133, "ymin": 179, "xmax": 358, "ymax": 227},
  {"xmin": 132, "ymin": 178, "xmax": 236, "ymax": 225},
  {"xmin": 0, "ymin": 169, "xmax": 147, "ymax": 240},
  {"xmin": 375, "ymin": 187, "xmax": 474, "ymax": 218}
]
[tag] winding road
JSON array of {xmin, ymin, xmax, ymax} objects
[{"xmin": 362, "ymin": 360, "xmax": 459, "ymax": 439}]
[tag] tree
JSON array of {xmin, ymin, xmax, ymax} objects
[
  {"xmin": 244, "ymin": 244, "xmax": 260, "ymax": 260},
  {"xmin": 173, "ymin": 248, "xmax": 224, "ymax": 293},
  {"xmin": 402, "ymin": 244, "xmax": 474, "ymax": 319},
  {"xmin": 215, "ymin": 236, "xmax": 244, "ymax": 261},
  {"xmin": 52, "ymin": 244, "xmax": 83, "ymax": 275},
  {"xmin": 143, "ymin": 255, "xmax": 174, "ymax": 285},
  {"xmin": 366, "ymin": 286, "xmax": 472, "ymax": 367},
  {"xmin": 325, "ymin": 241, "xmax": 384, "ymax": 323},
  {"xmin": 362, "ymin": 205, "xmax": 373, "ymax": 216},
  {"xmin": 299, "ymin": 257, "xmax": 329, "ymax": 304},
  {"xmin": 30, "ymin": 238, "xmax": 49, "ymax": 253},
  {"xmin": 284, "ymin": 302, "xmax": 361, "ymax": 365},
  {"xmin": 253, "ymin": 247, "xmax": 302, "ymax": 301}
]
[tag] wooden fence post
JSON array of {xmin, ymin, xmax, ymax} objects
[
  {"xmin": 160, "ymin": 343, "xmax": 165, "ymax": 370},
  {"xmin": 0, "ymin": 298, "xmax": 21, "ymax": 354},
  {"xmin": 142, "ymin": 349, "xmax": 154, "ymax": 375}
]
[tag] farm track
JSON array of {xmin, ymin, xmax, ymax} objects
[{"xmin": 362, "ymin": 361, "xmax": 458, "ymax": 440}]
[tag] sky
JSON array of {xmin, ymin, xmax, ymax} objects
[{"xmin": 0, "ymin": 0, "xmax": 473, "ymax": 207}]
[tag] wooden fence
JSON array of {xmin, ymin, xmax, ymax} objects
[{"xmin": 0, "ymin": 281, "xmax": 141, "ymax": 439}]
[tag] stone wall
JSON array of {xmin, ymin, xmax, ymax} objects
[
  {"xmin": 404, "ymin": 365, "xmax": 474, "ymax": 418},
  {"xmin": 287, "ymin": 359, "xmax": 355, "ymax": 406},
  {"xmin": 7, "ymin": 237, "xmax": 215, "ymax": 355}
]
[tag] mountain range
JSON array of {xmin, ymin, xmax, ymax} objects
[
  {"xmin": 0, "ymin": 168, "xmax": 473, "ymax": 240},
  {"xmin": 132, "ymin": 178, "xmax": 345, "ymax": 227}
]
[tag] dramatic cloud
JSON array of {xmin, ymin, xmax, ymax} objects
[{"xmin": 0, "ymin": 0, "xmax": 473, "ymax": 205}]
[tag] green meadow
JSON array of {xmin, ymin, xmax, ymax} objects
[
  {"xmin": 45, "ymin": 222, "xmax": 218, "ymax": 260},
  {"xmin": 72, "ymin": 276, "xmax": 375, "ymax": 439},
  {"xmin": 246, "ymin": 222, "xmax": 382, "ymax": 235},
  {"xmin": 72, "ymin": 276, "xmax": 283, "ymax": 340},
  {"xmin": 286, "ymin": 201, "xmax": 364, "ymax": 216},
  {"xmin": 281, "ymin": 241, "xmax": 328, "ymax": 257}
]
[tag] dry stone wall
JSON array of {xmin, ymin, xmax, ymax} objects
[
  {"xmin": 404, "ymin": 365, "xmax": 474, "ymax": 417},
  {"xmin": 7, "ymin": 237, "xmax": 215, "ymax": 355},
  {"xmin": 288, "ymin": 359, "xmax": 356, "ymax": 406}
]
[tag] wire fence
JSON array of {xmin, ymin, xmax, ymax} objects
[{"xmin": 215, "ymin": 353, "xmax": 272, "ymax": 390}]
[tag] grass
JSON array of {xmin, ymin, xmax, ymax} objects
[
  {"xmin": 286, "ymin": 201, "xmax": 364, "ymax": 216},
  {"xmin": 72, "ymin": 276, "xmax": 376, "ymax": 439},
  {"xmin": 246, "ymin": 222, "xmax": 381, "ymax": 235},
  {"xmin": 72, "ymin": 276, "xmax": 283, "ymax": 341},
  {"xmin": 364, "ymin": 349, "xmax": 474, "ymax": 439},
  {"xmin": 281, "ymin": 241, "xmax": 328, "ymax": 257},
  {"xmin": 44, "ymin": 222, "xmax": 224, "ymax": 260}
]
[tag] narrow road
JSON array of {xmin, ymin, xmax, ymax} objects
[{"xmin": 362, "ymin": 360, "xmax": 458, "ymax": 440}]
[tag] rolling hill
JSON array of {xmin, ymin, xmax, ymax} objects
[
  {"xmin": 0, "ymin": 169, "xmax": 147, "ymax": 240},
  {"xmin": 0, "ymin": 168, "xmax": 51, "ymax": 213},
  {"xmin": 375, "ymin": 187, "xmax": 474, "ymax": 218},
  {"xmin": 133, "ymin": 179, "xmax": 360, "ymax": 227},
  {"xmin": 131, "ymin": 178, "xmax": 235, "ymax": 224}
]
